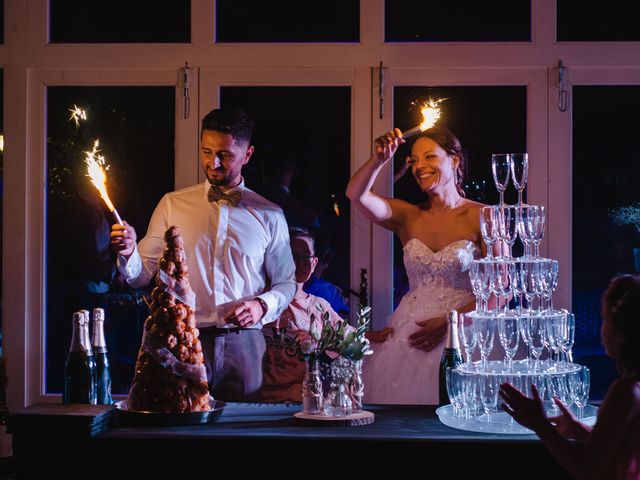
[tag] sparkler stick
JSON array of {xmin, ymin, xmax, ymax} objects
[
  {"xmin": 400, "ymin": 98, "xmax": 445, "ymax": 139},
  {"xmin": 84, "ymin": 140, "xmax": 123, "ymax": 225}
]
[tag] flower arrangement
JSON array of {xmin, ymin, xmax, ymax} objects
[{"xmin": 297, "ymin": 304, "xmax": 373, "ymax": 365}]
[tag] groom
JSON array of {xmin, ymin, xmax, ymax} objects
[{"xmin": 111, "ymin": 106, "xmax": 296, "ymax": 402}]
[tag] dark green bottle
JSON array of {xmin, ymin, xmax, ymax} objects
[
  {"xmin": 63, "ymin": 311, "xmax": 97, "ymax": 404},
  {"xmin": 438, "ymin": 310, "xmax": 463, "ymax": 406},
  {"xmin": 91, "ymin": 308, "xmax": 112, "ymax": 405}
]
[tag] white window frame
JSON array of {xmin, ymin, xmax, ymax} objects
[
  {"xmin": 367, "ymin": 67, "xmax": 549, "ymax": 329},
  {"xmin": 548, "ymin": 67, "xmax": 640, "ymax": 309},
  {"xmin": 199, "ymin": 68, "xmax": 373, "ymax": 329},
  {"xmin": 4, "ymin": 0, "xmax": 640, "ymax": 408}
]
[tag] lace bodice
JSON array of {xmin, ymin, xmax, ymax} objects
[{"xmin": 403, "ymin": 238, "xmax": 480, "ymax": 294}]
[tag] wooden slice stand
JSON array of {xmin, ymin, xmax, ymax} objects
[{"xmin": 293, "ymin": 410, "xmax": 374, "ymax": 426}]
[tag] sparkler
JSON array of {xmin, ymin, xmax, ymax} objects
[
  {"xmin": 84, "ymin": 139, "xmax": 123, "ymax": 225},
  {"xmin": 401, "ymin": 98, "xmax": 445, "ymax": 139},
  {"xmin": 68, "ymin": 104, "xmax": 87, "ymax": 127}
]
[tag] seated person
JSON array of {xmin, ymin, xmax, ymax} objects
[
  {"xmin": 303, "ymin": 227, "xmax": 349, "ymax": 317},
  {"xmin": 261, "ymin": 227, "xmax": 342, "ymax": 403}
]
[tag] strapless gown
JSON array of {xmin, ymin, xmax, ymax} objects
[{"xmin": 363, "ymin": 238, "xmax": 480, "ymax": 405}]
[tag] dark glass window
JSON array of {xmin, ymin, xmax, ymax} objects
[
  {"xmin": 0, "ymin": 71, "xmax": 3, "ymax": 352},
  {"xmin": 49, "ymin": 0, "xmax": 190, "ymax": 43},
  {"xmin": 572, "ymin": 86, "xmax": 640, "ymax": 349},
  {"xmin": 386, "ymin": 0, "xmax": 530, "ymax": 42},
  {"xmin": 216, "ymin": 0, "xmax": 359, "ymax": 43},
  {"xmin": 558, "ymin": 0, "xmax": 640, "ymax": 41},
  {"xmin": 46, "ymin": 86, "xmax": 175, "ymax": 395},
  {"xmin": 392, "ymin": 86, "xmax": 526, "ymax": 308},
  {"xmin": 220, "ymin": 86, "xmax": 351, "ymax": 316}
]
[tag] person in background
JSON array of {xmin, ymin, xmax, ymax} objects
[
  {"xmin": 500, "ymin": 274, "xmax": 640, "ymax": 480},
  {"xmin": 111, "ymin": 107, "xmax": 296, "ymax": 402},
  {"xmin": 261, "ymin": 227, "xmax": 342, "ymax": 403},
  {"xmin": 303, "ymin": 226, "xmax": 349, "ymax": 317},
  {"xmin": 260, "ymin": 153, "xmax": 320, "ymax": 231}
]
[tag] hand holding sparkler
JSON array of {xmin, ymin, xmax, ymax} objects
[
  {"xmin": 373, "ymin": 128, "xmax": 406, "ymax": 167},
  {"xmin": 110, "ymin": 221, "xmax": 137, "ymax": 258}
]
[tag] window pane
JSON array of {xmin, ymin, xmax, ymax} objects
[
  {"xmin": 386, "ymin": 0, "xmax": 530, "ymax": 42},
  {"xmin": 0, "ymin": 71, "xmax": 3, "ymax": 351},
  {"xmin": 392, "ymin": 86, "xmax": 526, "ymax": 308},
  {"xmin": 557, "ymin": 0, "xmax": 640, "ymax": 41},
  {"xmin": 49, "ymin": 0, "xmax": 190, "ymax": 43},
  {"xmin": 46, "ymin": 86, "xmax": 175, "ymax": 395},
  {"xmin": 0, "ymin": 0, "xmax": 4, "ymax": 44},
  {"xmin": 220, "ymin": 86, "xmax": 351, "ymax": 316},
  {"xmin": 216, "ymin": 0, "xmax": 359, "ymax": 43},
  {"xmin": 572, "ymin": 86, "xmax": 640, "ymax": 349}
]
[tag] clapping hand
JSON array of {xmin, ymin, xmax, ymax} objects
[
  {"xmin": 499, "ymin": 382, "xmax": 549, "ymax": 433},
  {"xmin": 408, "ymin": 316, "xmax": 447, "ymax": 352}
]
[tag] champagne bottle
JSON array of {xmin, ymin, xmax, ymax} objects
[
  {"xmin": 91, "ymin": 308, "xmax": 113, "ymax": 405},
  {"xmin": 81, "ymin": 310, "xmax": 98, "ymax": 405},
  {"xmin": 63, "ymin": 311, "xmax": 97, "ymax": 404},
  {"xmin": 439, "ymin": 310, "xmax": 463, "ymax": 406}
]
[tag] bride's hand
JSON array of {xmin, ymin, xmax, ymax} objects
[
  {"xmin": 373, "ymin": 128, "xmax": 405, "ymax": 166},
  {"xmin": 408, "ymin": 316, "xmax": 447, "ymax": 352}
]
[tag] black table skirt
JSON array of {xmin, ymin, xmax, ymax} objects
[{"xmin": 11, "ymin": 403, "xmax": 572, "ymax": 478}]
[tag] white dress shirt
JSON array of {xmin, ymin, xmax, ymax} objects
[{"xmin": 118, "ymin": 180, "xmax": 296, "ymax": 328}]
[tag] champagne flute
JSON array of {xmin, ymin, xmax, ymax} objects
[
  {"xmin": 509, "ymin": 153, "xmax": 529, "ymax": 205},
  {"xmin": 574, "ymin": 367, "xmax": 590, "ymax": 419},
  {"xmin": 491, "ymin": 154, "xmax": 511, "ymax": 206},
  {"xmin": 498, "ymin": 316, "xmax": 519, "ymax": 372},
  {"xmin": 458, "ymin": 313, "xmax": 478, "ymax": 369},
  {"xmin": 480, "ymin": 206, "xmax": 498, "ymax": 259}
]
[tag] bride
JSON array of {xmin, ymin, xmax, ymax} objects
[{"xmin": 346, "ymin": 126, "xmax": 488, "ymax": 405}]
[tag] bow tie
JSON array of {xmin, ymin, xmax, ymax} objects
[{"xmin": 208, "ymin": 185, "xmax": 241, "ymax": 206}]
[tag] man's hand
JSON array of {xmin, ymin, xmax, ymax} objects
[
  {"xmin": 408, "ymin": 316, "xmax": 447, "ymax": 352},
  {"xmin": 365, "ymin": 327, "xmax": 394, "ymax": 343},
  {"xmin": 110, "ymin": 221, "xmax": 137, "ymax": 257},
  {"xmin": 393, "ymin": 156, "xmax": 411, "ymax": 183},
  {"xmin": 224, "ymin": 299, "xmax": 264, "ymax": 328}
]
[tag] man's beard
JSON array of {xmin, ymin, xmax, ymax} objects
[{"xmin": 204, "ymin": 168, "xmax": 228, "ymax": 187}]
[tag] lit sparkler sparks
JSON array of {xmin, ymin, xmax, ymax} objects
[
  {"xmin": 401, "ymin": 98, "xmax": 446, "ymax": 139},
  {"xmin": 84, "ymin": 139, "xmax": 123, "ymax": 224},
  {"xmin": 69, "ymin": 104, "xmax": 88, "ymax": 127}
]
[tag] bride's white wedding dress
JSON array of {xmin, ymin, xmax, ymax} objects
[{"xmin": 363, "ymin": 238, "xmax": 480, "ymax": 405}]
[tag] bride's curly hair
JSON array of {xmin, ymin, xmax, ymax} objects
[
  {"xmin": 414, "ymin": 126, "xmax": 467, "ymax": 197},
  {"xmin": 602, "ymin": 274, "xmax": 640, "ymax": 378}
]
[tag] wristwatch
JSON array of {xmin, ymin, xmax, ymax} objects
[{"xmin": 254, "ymin": 297, "xmax": 269, "ymax": 319}]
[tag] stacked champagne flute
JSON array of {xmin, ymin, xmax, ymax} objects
[{"xmin": 438, "ymin": 153, "xmax": 594, "ymax": 434}]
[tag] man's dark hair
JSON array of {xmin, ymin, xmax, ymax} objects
[{"xmin": 201, "ymin": 107, "xmax": 253, "ymax": 145}]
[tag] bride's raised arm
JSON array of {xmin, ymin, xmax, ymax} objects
[{"xmin": 346, "ymin": 128, "xmax": 411, "ymax": 231}]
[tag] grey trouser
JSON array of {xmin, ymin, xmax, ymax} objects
[{"xmin": 200, "ymin": 328, "xmax": 266, "ymax": 402}]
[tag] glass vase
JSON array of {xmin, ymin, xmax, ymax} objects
[
  {"xmin": 302, "ymin": 359, "xmax": 323, "ymax": 414},
  {"xmin": 323, "ymin": 378, "xmax": 353, "ymax": 417},
  {"xmin": 349, "ymin": 359, "xmax": 364, "ymax": 411}
]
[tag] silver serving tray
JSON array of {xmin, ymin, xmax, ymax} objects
[{"xmin": 114, "ymin": 398, "xmax": 225, "ymax": 427}]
